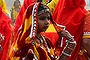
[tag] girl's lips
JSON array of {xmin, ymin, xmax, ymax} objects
[{"xmin": 44, "ymin": 26, "xmax": 49, "ymax": 29}]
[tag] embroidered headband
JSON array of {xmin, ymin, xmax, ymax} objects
[{"xmin": 38, "ymin": 3, "xmax": 50, "ymax": 15}]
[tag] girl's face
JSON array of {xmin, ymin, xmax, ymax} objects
[{"xmin": 38, "ymin": 12, "xmax": 50, "ymax": 33}]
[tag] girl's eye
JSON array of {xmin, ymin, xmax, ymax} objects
[
  {"xmin": 39, "ymin": 17, "xmax": 46, "ymax": 20},
  {"xmin": 47, "ymin": 16, "xmax": 50, "ymax": 20},
  {"xmin": 39, "ymin": 16, "xmax": 50, "ymax": 20}
]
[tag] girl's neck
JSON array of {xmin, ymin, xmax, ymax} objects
[{"xmin": 36, "ymin": 32, "xmax": 42, "ymax": 38}]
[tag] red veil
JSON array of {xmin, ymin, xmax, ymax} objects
[
  {"xmin": 0, "ymin": 7, "xmax": 12, "ymax": 60},
  {"xmin": 14, "ymin": 0, "xmax": 37, "ymax": 33},
  {"xmin": 53, "ymin": 0, "xmax": 87, "ymax": 60}
]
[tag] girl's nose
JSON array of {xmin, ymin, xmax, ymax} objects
[{"xmin": 45, "ymin": 18, "xmax": 50, "ymax": 25}]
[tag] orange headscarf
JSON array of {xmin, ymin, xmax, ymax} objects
[{"xmin": 53, "ymin": 0, "xmax": 87, "ymax": 60}]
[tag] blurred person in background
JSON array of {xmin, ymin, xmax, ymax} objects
[{"xmin": 10, "ymin": 0, "xmax": 21, "ymax": 25}]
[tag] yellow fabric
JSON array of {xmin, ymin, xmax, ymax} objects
[
  {"xmin": 47, "ymin": 0, "xmax": 59, "ymax": 14},
  {"xmin": 79, "ymin": 47, "xmax": 87, "ymax": 56},
  {"xmin": 13, "ymin": 10, "xmax": 18, "ymax": 19},
  {"xmin": 23, "ymin": 16, "xmax": 32, "ymax": 33},
  {"xmin": 11, "ymin": 7, "xmax": 18, "ymax": 19},
  {"xmin": 46, "ymin": 24, "xmax": 56, "ymax": 32},
  {"xmin": 83, "ymin": 35, "xmax": 90, "ymax": 38},
  {"xmin": 12, "ymin": 57, "xmax": 20, "ymax": 60},
  {"xmin": 50, "ymin": 47, "xmax": 54, "ymax": 55},
  {"xmin": 0, "ymin": 0, "xmax": 9, "ymax": 14},
  {"xmin": 33, "ymin": 45, "xmax": 40, "ymax": 60},
  {"xmin": 46, "ymin": 0, "xmax": 59, "ymax": 33},
  {"xmin": 25, "ymin": 36, "xmax": 31, "ymax": 44},
  {"xmin": 8, "ymin": 42, "xmax": 19, "ymax": 60}
]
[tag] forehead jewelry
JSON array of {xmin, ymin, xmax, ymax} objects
[{"xmin": 38, "ymin": 9, "xmax": 50, "ymax": 15}]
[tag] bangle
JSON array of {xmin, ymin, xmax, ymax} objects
[
  {"xmin": 61, "ymin": 46, "xmax": 72, "ymax": 57},
  {"xmin": 67, "ymin": 40, "xmax": 76, "ymax": 44},
  {"xmin": 67, "ymin": 46, "xmax": 74, "ymax": 51},
  {"xmin": 61, "ymin": 41, "xmax": 76, "ymax": 57},
  {"xmin": 66, "ymin": 41, "xmax": 76, "ymax": 50},
  {"xmin": 63, "ymin": 46, "xmax": 73, "ymax": 55},
  {"xmin": 62, "ymin": 51, "xmax": 71, "ymax": 57},
  {"xmin": 68, "ymin": 38, "xmax": 74, "ymax": 41}
]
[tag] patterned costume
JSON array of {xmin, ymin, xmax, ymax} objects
[{"xmin": 8, "ymin": 2, "xmax": 76, "ymax": 60}]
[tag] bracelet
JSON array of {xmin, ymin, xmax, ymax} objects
[
  {"xmin": 61, "ymin": 41, "xmax": 76, "ymax": 57},
  {"xmin": 64, "ymin": 46, "xmax": 73, "ymax": 54},
  {"xmin": 61, "ymin": 46, "xmax": 72, "ymax": 57},
  {"xmin": 66, "ymin": 36, "xmax": 74, "ymax": 42},
  {"xmin": 66, "ymin": 40, "xmax": 76, "ymax": 50},
  {"xmin": 68, "ymin": 37, "xmax": 74, "ymax": 41},
  {"xmin": 66, "ymin": 40, "xmax": 76, "ymax": 44},
  {"xmin": 62, "ymin": 50, "xmax": 71, "ymax": 57},
  {"xmin": 67, "ymin": 46, "xmax": 74, "ymax": 51}
]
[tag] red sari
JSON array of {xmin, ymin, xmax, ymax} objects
[
  {"xmin": 52, "ymin": 0, "xmax": 87, "ymax": 60},
  {"xmin": 0, "ymin": 7, "xmax": 12, "ymax": 60}
]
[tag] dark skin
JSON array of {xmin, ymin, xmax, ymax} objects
[
  {"xmin": 36, "ymin": 12, "xmax": 50, "ymax": 37},
  {"xmin": 83, "ymin": 38, "xmax": 90, "ymax": 58},
  {"xmin": 37, "ymin": 12, "xmax": 50, "ymax": 33},
  {"xmin": 82, "ymin": 11, "xmax": 90, "ymax": 58}
]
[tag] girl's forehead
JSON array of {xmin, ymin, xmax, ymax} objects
[{"xmin": 38, "ymin": 12, "xmax": 50, "ymax": 17}]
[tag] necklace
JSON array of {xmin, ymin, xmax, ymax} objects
[
  {"xmin": 36, "ymin": 35, "xmax": 44, "ymax": 44},
  {"xmin": 36, "ymin": 35, "xmax": 50, "ymax": 52}
]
